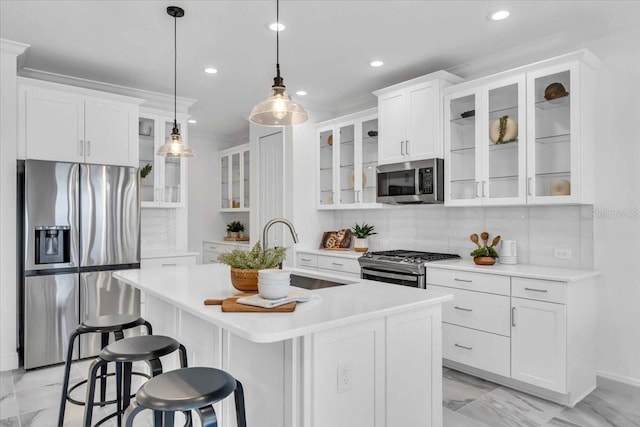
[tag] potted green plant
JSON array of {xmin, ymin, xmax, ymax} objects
[
  {"xmin": 140, "ymin": 163, "xmax": 152, "ymax": 180},
  {"xmin": 226, "ymin": 221, "xmax": 245, "ymax": 239},
  {"xmin": 217, "ymin": 242, "xmax": 287, "ymax": 291},
  {"xmin": 351, "ymin": 223, "xmax": 377, "ymax": 253}
]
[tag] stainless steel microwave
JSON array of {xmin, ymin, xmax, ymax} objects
[{"xmin": 376, "ymin": 159, "xmax": 444, "ymax": 204}]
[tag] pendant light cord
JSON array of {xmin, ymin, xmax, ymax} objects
[
  {"xmin": 173, "ymin": 12, "xmax": 178, "ymax": 132},
  {"xmin": 275, "ymin": 0, "xmax": 281, "ymax": 82}
]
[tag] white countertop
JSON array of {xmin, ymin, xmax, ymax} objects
[
  {"xmin": 141, "ymin": 250, "xmax": 199, "ymax": 259},
  {"xmin": 114, "ymin": 264, "xmax": 452, "ymax": 343},
  {"xmin": 426, "ymin": 259, "xmax": 600, "ymax": 282},
  {"xmin": 296, "ymin": 248, "xmax": 363, "ymax": 259}
]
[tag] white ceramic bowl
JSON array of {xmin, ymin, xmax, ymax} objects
[
  {"xmin": 258, "ymin": 281, "xmax": 290, "ymax": 300},
  {"xmin": 258, "ymin": 268, "xmax": 291, "ymax": 279},
  {"xmin": 259, "ymin": 277, "xmax": 291, "ymax": 285}
]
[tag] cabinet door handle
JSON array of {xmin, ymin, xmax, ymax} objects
[
  {"xmin": 454, "ymin": 306, "xmax": 473, "ymax": 312},
  {"xmin": 406, "ymin": 139, "xmax": 410, "ymax": 155},
  {"xmin": 475, "ymin": 181, "xmax": 480, "ymax": 198},
  {"xmin": 79, "ymin": 140, "xmax": 84, "ymax": 156},
  {"xmin": 301, "ymin": 258, "xmax": 312, "ymax": 262},
  {"xmin": 527, "ymin": 177, "xmax": 532, "ymax": 196},
  {"xmin": 454, "ymin": 343, "xmax": 473, "ymax": 350},
  {"xmin": 161, "ymin": 263, "xmax": 177, "ymax": 267},
  {"xmin": 482, "ymin": 181, "xmax": 487, "ymax": 197},
  {"xmin": 512, "ymin": 307, "xmax": 516, "ymax": 327},
  {"xmin": 400, "ymin": 140, "xmax": 405, "ymax": 155},
  {"xmin": 331, "ymin": 262, "xmax": 344, "ymax": 266},
  {"xmin": 454, "ymin": 278, "xmax": 472, "ymax": 283},
  {"xmin": 86, "ymin": 140, "xmax": 91, "ymax": 156},
  {"xmin": 524, "ymin": 287, "xmax": 548, "ymax": 293}
]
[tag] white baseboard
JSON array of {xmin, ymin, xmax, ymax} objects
[
  {"xmin": 597, "ymin": 371, "xmax": 640, "ymax": 392},
  {"xmin": 0, "ymin": 353, "xmax": 19, "ymax": 372}
]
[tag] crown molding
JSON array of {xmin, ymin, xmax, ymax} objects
[{"xmin": 19, "ymin": 67, "xmax": 196, "ymax": 114}]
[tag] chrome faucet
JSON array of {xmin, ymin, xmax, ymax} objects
[{"xmin": 262, "ymin": 218, "xmax": 299, "ymax": 250}]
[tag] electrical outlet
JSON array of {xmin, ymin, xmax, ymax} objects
[
  {"xmin": 553, "ymin": 248, "xmax": 572, "ymax": 260},
  {"xmin": 337, "ymin": 362, "xmax": 352, "ymax": 393}
]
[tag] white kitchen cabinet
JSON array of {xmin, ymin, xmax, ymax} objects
[
  {"xmin": 511, "ymin": 296, "xmax": 566, "ymax": 393},
  {"xmin": 427, "ymin": 263, "xmax": 598, "ymax": 406},
  {"xmin": 219, "ymin": 144, "xmax": 250, "ymax": 211},
  {"xmin": 444, "ymin": 75, "xmax": 527, "ymax": 206},
  {"xmin": 202, "ymin": 241, "xmax": 248, "ymax": 264},
  {"xmin": 19, "ymin": 79, "xmax": 141, "ymax": 167},
  {"xmin": 138, "ymin": 110, "xmax": 188, "ymax": 208},
  {"xmin": 317, "ymin": 109, "xmax": 380, "ymax": 209},
  {"xmin": 444, "ymin": 50, "xmax": 597, "ymax": 206},
  {"xmin": 374, "ymin": 71, "xmax": 463, "ymax": 165},
  {"xmin": 296, "ymin": 250, "xmax": 361, "ymax": 279}
]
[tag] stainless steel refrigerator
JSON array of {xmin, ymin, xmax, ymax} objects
[{"xmin": 17, "ymin": 160, "xmax": 140, "ymax": 369}]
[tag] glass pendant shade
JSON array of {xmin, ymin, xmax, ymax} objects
[
  {"xmin": 249, "ymin": 84, "xmax": 308, "ymax": 126},
  {"xmin": 157, "ymin": 127, "xmax": 194, "ymax": 157}
]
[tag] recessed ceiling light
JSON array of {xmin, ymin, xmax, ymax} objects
[
  {"xmin": 488, "ymin": 10, "xmax": 510, "ymax": 21},
  {"xmin": 268, "ymin": 22, "xmax": 285, "ymax": 31},
  {"xmin": 204, "ymin": 67, "xmax": 218, "ymax": 74},
  {"xmin": 296, "ymin": 90, "xmax": 307, "ymax": 96},
  {"xmin": 188, "ymin": 119, "xmax": 197, "ymax": 124},
  {"xmin": 370, "ymin": 60, "xmax": 384, "ymax": 67}
]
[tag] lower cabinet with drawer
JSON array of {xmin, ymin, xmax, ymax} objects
[
  {"xmin": 202, "ymin": 241, "xmax": 247, "ymax": 264},
  {"xmin": 427, "ymin": 266, "xmax": 598, "ymax": 407},
  {"xmin": 296, "ymin": 250, "xmax": 361, "ymax": 279}
]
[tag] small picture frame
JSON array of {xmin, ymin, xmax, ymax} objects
[{"xmin": 320, "ymin": 229, "xmax": 352, "ymax": 250}]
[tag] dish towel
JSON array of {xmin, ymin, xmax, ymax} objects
[{"xmin": 236, "ymin": 288, "xmax": 320, "ymax": 309}]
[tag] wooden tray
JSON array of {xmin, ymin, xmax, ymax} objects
[
  {"xmin": 224, "ymin": 236, "xmax": 250, "ymax": 242},
  {"xmin": 204, "ymin": 296, "xmax": 296, "ymax": 312}
]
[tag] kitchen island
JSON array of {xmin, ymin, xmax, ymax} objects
[{"xmin": 114, "ymin": 263, "xmax": 452, "ymax": 427}]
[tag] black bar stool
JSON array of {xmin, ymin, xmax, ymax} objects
[
  {"xmin": 83, "ymin": 335, "xmax": 188, "ymax": 427},
  {"xmin": 124, "ymin": 367, "xmax": 247, "ymax": 427},
  {"xmin": 58, "ymin": 314, "xmax": 152, "ymax": 426}
]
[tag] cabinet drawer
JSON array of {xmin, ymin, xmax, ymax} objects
[
  {"xmin": 202, "ymin": 250, "xmax": 221, "ymax": 264},
  {"xmin": 443, "ymin": 323, "xmax": 510, "ymax": 377},
  {"xmin": 427, "ymin": 268, "xmax": 510, "ymax": 295},
  {"xmin": 202, "ymin": 242, "xmax": 237, "ymax": 252},
  {"xmin": 317, "ymin": 255, "xmax": 360, "ymax": 274},
  {"xmin": 431, "ymin": 285, "xmax": 511, "ymax": 336},
  {"xmin": 512, "ymin": 278, "xmax": 566, "ymax": 304},
  {"xmin": 141, "ymin": 255, "xmax": 196, "ymax": 269},
  {"xmin": 297, "ymin": 253, "xmax": 318, "ymax": 268}
]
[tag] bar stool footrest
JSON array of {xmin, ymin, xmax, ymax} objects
[{"xmin": 66, "ymin": 371, "xmax": 151, "ymax": 406}]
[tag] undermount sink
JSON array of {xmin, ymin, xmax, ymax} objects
[{"xmin": 290, "ymin": 274, "xmax": 355, "ymax": 290}]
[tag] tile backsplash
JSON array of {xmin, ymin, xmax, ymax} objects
[
  {"xmin": 141, "ymin": 208, "xmax": 176, "ymax": 251},
  {"xmin": 332, "ymin": 205, "xmax": 594, "ymax": 269}
]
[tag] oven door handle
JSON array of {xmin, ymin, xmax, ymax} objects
[{"xmin": 361, "ymin": 268, "xmax": 420, "ymax": 282}]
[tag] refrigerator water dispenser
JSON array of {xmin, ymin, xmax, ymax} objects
[{"xmin": 35, "ymin": 226, "xmax": 70, "ymax": 264}]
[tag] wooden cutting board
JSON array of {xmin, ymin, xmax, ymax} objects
[{"xmin": 204, "ymin": 295, "xmax": 296, "ymax": 312}]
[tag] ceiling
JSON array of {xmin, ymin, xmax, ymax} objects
[{"xmin": 2, "ymin": 1, "xmax": 640, "ymax": 141}]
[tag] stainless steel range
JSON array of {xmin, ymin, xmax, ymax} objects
[{"xmin": 359, "ymin": 250, "xmax": 460, "ymax": 289}]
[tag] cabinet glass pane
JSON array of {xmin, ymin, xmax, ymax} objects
[
  {"xmin": 339, "ymin": 124, "xmax": 355, "ymax": 204},
  {"xmin": 534, "ymin": 70, "xmax": 571, "ymax": 197},
  {"xmin": 221, "ymin": 155, "xmax": 229, "ymax": 209},
  {"xmin": 319, "ymin": 129, "xmax": 334, "ymax": 205},
  {"xmin": 138, "ymin": 117, "xmax": 156, "ymax": 203},
  {"xmin": 243, "ymin": 150, "xmax": 250, "ymax": 208},
  {"xmin": 449, "ymin": 94, "xmax": 477, "ymax": 200},
  {"xmin": 361, "ymin": 118, "xmax": 378, "ymax": 203},
  {"xmin": 231, "ymin": 152, "xmax": 241, "ymax": 208},
  {"xmin": 487, "ymin": 83, "xmax": 520, "ymax": 199},
  {"xmin": 162, "ymin": 120, "xmax": 182, "ymax": 203}
]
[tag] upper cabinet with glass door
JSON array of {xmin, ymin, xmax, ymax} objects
[
  {"xmin": 445, "ymin": 50, "xmax": 597, "ymax": 206},
  {"xmin": 317, "ymin": 108, "xmax": 380, "ymax": 209},
  {"xmin": 527, "ymin": 58, "xmax": 596, "ymax": 205},
  {"xmin": 445, "ymin": 76, "xmax": 526, "ymax": 206},
  {"xmin": 219, "ymin": 143, "xmax": 250, "ymax": 212},
  {"xmin": 139, "ymin": 111, "xmax": 188, "ymax": 208}
]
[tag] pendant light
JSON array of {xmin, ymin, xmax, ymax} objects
[
  {"xmin": 157, "ymin": 6, "xmax": 195, "ymax": 157},
  {"xmin": 249, "ymin": 0, "xmax": 308, "ymax": 127}
]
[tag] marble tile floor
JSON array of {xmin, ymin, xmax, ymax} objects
[{"xmin": 1, "ymin": 362, "xmax": 639, "ymax": 426}]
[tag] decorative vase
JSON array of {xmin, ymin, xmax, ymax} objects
[
  {"xmin": 354, "ymin": 237, "xmax": 368, "ymax": 253},
  {"xmin": 473, "ymin": 256, "xmax": 496, "ymax": 266},
  {"xmin": 229, "ymin": 231, "xmax": 239, "ymax": 239},
  {"xmin": 229, "ymin": 268, "xmax": 259, "ymax": 292}
]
